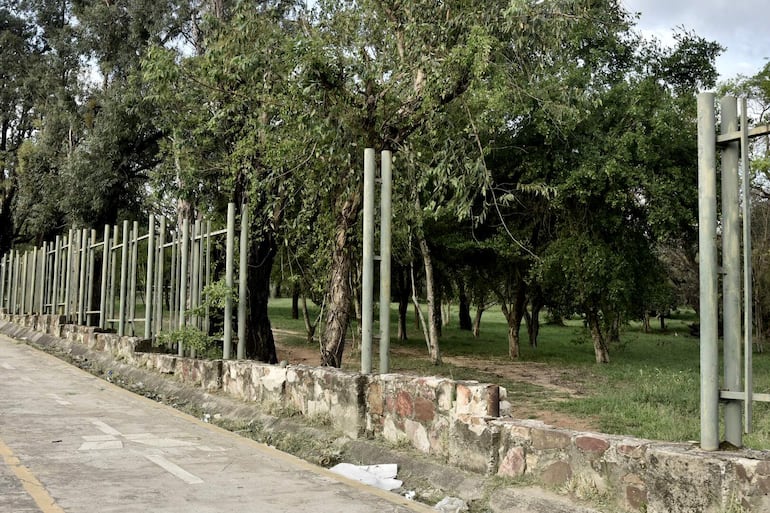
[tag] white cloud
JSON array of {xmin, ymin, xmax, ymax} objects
[{"xmin": 622, "ymin": 0, "xmax": 770, "ymax": 80}]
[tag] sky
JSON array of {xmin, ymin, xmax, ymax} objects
[{"xmin": 621, "ymin": 0, "xmax": 770, "ymax": 81}]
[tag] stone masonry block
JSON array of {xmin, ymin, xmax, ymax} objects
[
  {"xmin": 644, "ymin": 446, "xmax": 728, "ymax": 513},
  {"xmin": 531, "ymin": 427, "xmax": 572, "ymax": 451},
  {"xmin": 575, "ymin": 435, "xmax": 610, "ymax": 458},
  {"xmin": 541, "ymin": 461, "xmax": 573, "ymax": 486}
]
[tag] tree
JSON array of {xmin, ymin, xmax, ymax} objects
[
  {"xmin": 0, "ymin": 8, "xmax": 40, "ymax": 252},
  {"xmin": 538, "ymin": 32, "xmax": 721, "ymax": 362}
]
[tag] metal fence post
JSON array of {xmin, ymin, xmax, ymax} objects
[
  {"xmin": 20, "ymin": 250, "xmax": 28, "ymax": 315},
  {"xmin": 189, "ymin": 220, "xmax": 201, "ymax": 359},
  {"xmin": 155, "ymin": 217, "xmax": 166, "ymax": 335},
  {"xmin": 223, "ymin": 203, "xmax": 235, "ymax": 360},
  {"xmin": 169, "ymin": 232, "xmax": 178, "ymax": 331},
  {"xmin": 379, "ymin": 150, "xmax": 393, "ymax": 374},
  {"xmin": 698, "ymin": 92, "xmax": 719, "ymax": 451},
  {"xmin": 11, "ymin": 250, "xmax": 19, "ymax": 314},
  {"xmin": 52, "ymin": 237, "xmax": 61, "ymax": 314},
  {"xmin": 39, "ymin": 242, "xmax": 47, "ymax": 315},
  {"xmin": 204, "ymin": 220, "xmax": 212, "ymax": 337},
  {"xmin": 108, "ymin": 226, "xmax": 118, "ymax": 322},
  {"xmin": 741, "ymin": 98, "xmax": 754, "ymax": 433},
  {"xmin": 178, "ymin": 218, "xmax": 190, "ymax": 356},
  {"xmin": 144, "ymin": 215, "xmax": 156, "ymax": 339},
  {"xmin": 118, "ymin": 221, "xmax": 129, "ymax": 336},
  {"xmin": 64, "ymin": 230, "xmax": 74, "ymax": 319},
  {"xmin": 99, "ymin": 226, "xmax": 110, "ymax": 329},
  {"xmin": 128, "ymin": 221, "xmax": 139, "ymax": 335},
  {"xmin": 721, "ymin": 96, "xmax": 743, "ymax": 447},
  {"xmin": 78, "ymin": 229, "xmax": 89, "ymax": 325},
  {"xmin": 85, "ymin": 230, "xmax": 96, "ymax": 325},
  {"xmin": 361, "ymin": 148, "xmax": 375, "ymax": 374},
  {"xmin": 0, "ymin": 253, "xmax": 6, "ymax": 313},
  {"xmin": 237, "ymin": 209, "xmax": 248, "ymax": 360}
]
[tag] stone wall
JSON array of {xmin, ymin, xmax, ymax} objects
[{"xmin": 2, "ymin": 313, "xmax": 770, "ymax": 512}]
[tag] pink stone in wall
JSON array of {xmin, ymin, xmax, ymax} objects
[
  {"xmin": 575, "ymin": 435, "xmax": 610, "ymax": 456},
  {"xmin": 414, "ymin": 397, "xmax": 435, "ymax": 423},
  {"xmin": 497, "ymin": 446, "xmax": 526, "ymax": 477},
  {"xmin": 396, "ymin": 390, "xmax": 414, "ymax": 418}
]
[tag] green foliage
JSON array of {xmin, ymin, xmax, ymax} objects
[
  {"xmin": 156, "ymin": 325, "xmax": 215, "ymax": 354},
  {"xmin": 190, "ymin": 279, "xmax": 237, "ymax": 317}
]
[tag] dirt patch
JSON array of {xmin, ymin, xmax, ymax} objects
[{"xmin": 273, "ymin": 330, "xmax": 599, "ymax": 433}]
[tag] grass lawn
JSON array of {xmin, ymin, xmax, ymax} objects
[{"xmin": 268, "ymin": 298, "xmax": 770, "ymax": 450}]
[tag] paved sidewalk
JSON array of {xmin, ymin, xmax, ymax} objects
[{"xmin": 0, "ymin": 335, "xmax": 432, "ymax": 513}]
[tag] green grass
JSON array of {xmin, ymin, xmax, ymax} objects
[{"xmin": 268, "ymin": 298, "xmax": 770, "ymax": 449}]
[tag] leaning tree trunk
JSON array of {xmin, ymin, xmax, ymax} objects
[
  {"xmin": 244, "ymin": 234, "xmax": 278, "ymax": 363},
  {"xmin": 321, "ymin": 189, "xmax": 361, "ymax": 367},
  {"xmin": 418, "ymin": 235, "xmax": 441, "ymax": 365},
  {"xmin": 586, "ymin": 309, "xmax": 610, "ymax": 363},
  {"xmin": 397, "ymin": 267, "xmax": 409, "ymax": 341}
]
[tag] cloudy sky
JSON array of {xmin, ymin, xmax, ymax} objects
[{"xmin": 621, "ymin": 0, "xmax": 770, "ymax": 81}]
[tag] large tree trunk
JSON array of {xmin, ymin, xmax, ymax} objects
[
  {"xmin": 244, "ymin": 235, "xmax": 278, "ymax": 363},
  {"xmin": 418, "ymin": 235, "xmax": 441, "ymax": 365},
  {"xmin": 321, "ymin": 189, "xmax": 361, "ymax": 367},
  {"xmin": 587, "ymin": 309, "xmax": 610, "ymax": 363}
]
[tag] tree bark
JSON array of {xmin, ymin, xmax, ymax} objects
[
  {"xmin": 397, "ymin": 267, "xmax": 409, "ymax": 341},
  {"xmin": 458, "ymin": 288, "xmax": 472, "ymax": 331},
  {"xmin": 321, "ymin": 188, "xmax": 361, "ymax": 367},
  {"xmin": 587, "ymin": 309, "xmax": 610, "ymax": 363},
  {"xmin": 244, "ymin": 234, "xmax": 278, "ymax": 363},
  {"xmin": 418, "ymin": 235, "xmax": 441, "ymax": 365},
  {"xmin": 609, "ymin": 312, "xmax": 620, "ymax": 343},
  {"xmin": 441, "ymin": 301, "xmax": 451, "ymax": 328},
  {"xmin": 525, "ymin": 295, "xmax": 542, "ymax": 348},
  {"xmin": 500, "ymin": 283, "xmax": 527, "ymax": 359},
  {"xmin": 472, "ymin": 304, "xmax": 484, "ymax": 338},
  {"xmin": 301, "ymin": 295, "xmax": 316, "ymax": 343},
  {"xmin": 433, "ymin": 292, "xmax": 443, "ymax": 337},
  {"xmin": 291, "ymin": 282, "xmax": 300, "ymax": 319}
]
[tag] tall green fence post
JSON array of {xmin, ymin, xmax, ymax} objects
[
  {"xmin": 178, "ymin": 218, "xmax": 190, "ymax": 356},
  {"xmin": 144, "ymin": 215, "xmax": 155, "ymax": 339},
  {"xmin": 223, "ymin": 203, "xmax": 235, "ymax": 360},
  {"xmin": 118, "ymin": 221, "xmax": 129, "ymax": 336},
  {"xmin": 237, "ymin": 209, "xmax": 248, "ymax": 360}
]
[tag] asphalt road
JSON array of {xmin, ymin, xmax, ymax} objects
[{"xmin": 0, "ymin": 334, "xmax": 433, "ymax": 513}]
